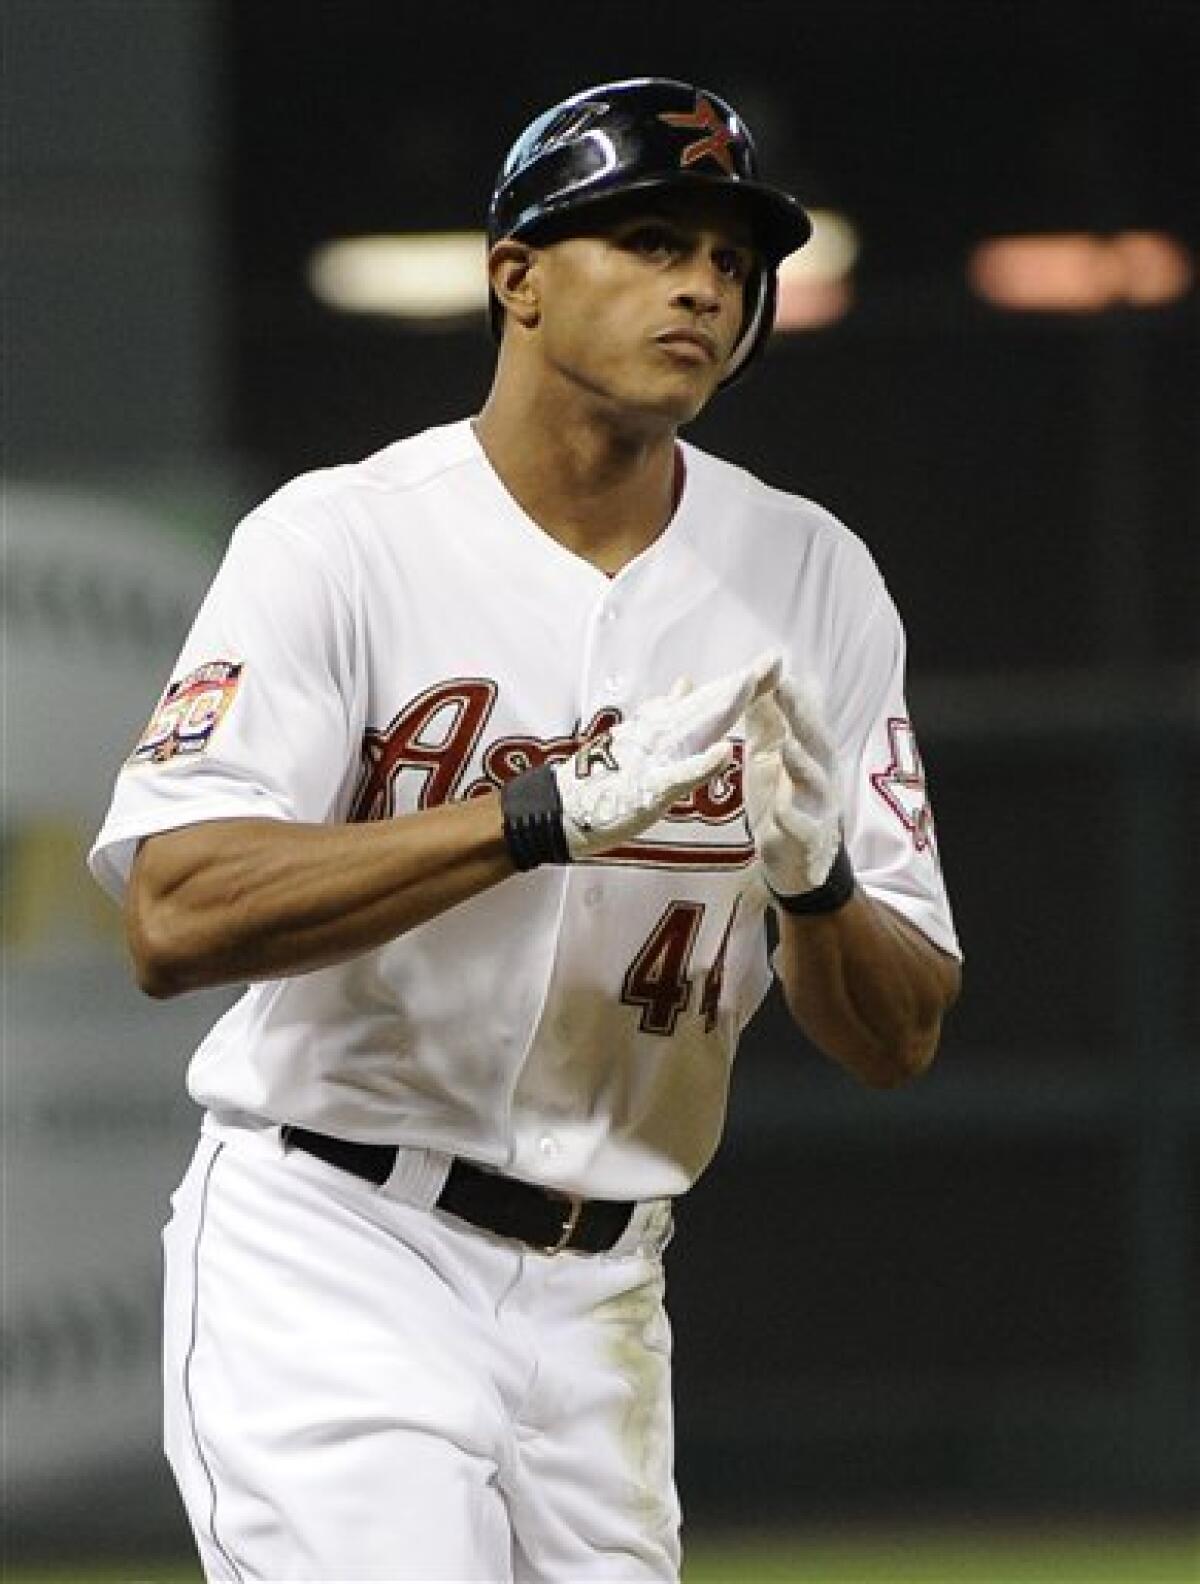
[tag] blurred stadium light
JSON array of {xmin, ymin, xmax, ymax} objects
[
  {"xmin": 308, "ymin": 232, "xmax": 490, "ymax": 319},
  {"xmin": 968, "ymin": 230, "xmax": 1194, "ymax": 311},
  {"xmin": 774, "ymin": 208, "xmax": 858, "ymax": 329}
]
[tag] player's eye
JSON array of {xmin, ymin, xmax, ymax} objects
[
  {"xmin": 623, "ymin": 224, "xmax": 681, "ymax": 259},
  {"xmin": 714, "ymin": 246, "xmax": 753, "ymax": 284}
]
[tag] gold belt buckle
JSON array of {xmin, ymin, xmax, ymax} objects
[{"xmin": 542, "ymin": 1192, "xmax": 584, "ymax": 1256}]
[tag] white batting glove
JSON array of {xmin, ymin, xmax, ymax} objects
[
  {"xmin": 499, "ymin": 652, "xmax": 783, "ymax": 869},
  {"xmin": 743, "ymin": 676, "xmax": 855, "ymax": 912},
  {"xmin": 557, "ymin": 651, "xmax": 783, "ymax": 859}
]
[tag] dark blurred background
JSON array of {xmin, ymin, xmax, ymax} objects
[{"xmin": 4, "ymin": 0, "xmax": 1198, "ymax": 1565}]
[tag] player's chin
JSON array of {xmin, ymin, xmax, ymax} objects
[
  {"xmin": 656, "ymin": 381, "xmax": 721, "ymax": 426},
  {"xmin": 631, "ymin": 358, "xmax": 723, "ymax": 424}
]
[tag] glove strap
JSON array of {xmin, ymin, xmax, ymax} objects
[
  {"xmin": 501, "ymin": 765, "xmax": 572, "ymax": 870},
  {"xmin": 771, "ymin": 841, "xmax": 856, "ymax": 916}
]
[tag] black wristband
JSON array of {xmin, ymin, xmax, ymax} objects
[
  {"xmin": 501, "ymin": 764, "xmax": 572, "ymax": 870},
  {"xmin": 771, "ymin": 840, "xmax": 856, "ymax": 916}
]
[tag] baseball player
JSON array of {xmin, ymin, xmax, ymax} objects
[{"xmin": 90, "ymin": 77, "xmax": 960, "ymax": 1583}]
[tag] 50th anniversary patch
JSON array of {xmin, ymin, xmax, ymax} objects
[{"xmin": 128, "ymin": 660, "xmax": 243, "ymax": 766}]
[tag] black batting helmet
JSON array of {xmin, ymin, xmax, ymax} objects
[{"xmin": 486, "ymin": 77, "xmax": 813, "ymax": 386}]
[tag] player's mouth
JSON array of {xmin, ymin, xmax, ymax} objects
[{"xmin": 653, "ymin": 327, "xmax": 719, "ymax": 364}]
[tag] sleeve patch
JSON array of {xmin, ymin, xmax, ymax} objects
[
  {"xmin": 869, "ymin": 717, "xmax": 937, "ymax": 854},
  {"xmin": 128, "ymin": 661, "xmax": 243, "ymax": 767}
]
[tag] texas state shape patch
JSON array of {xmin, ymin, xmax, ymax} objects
[
  {"xmin": 869, "ymin": 716, "xmax": 937, "ymax": 854},
  {"xmin": 128, "ymin": 660, "xmax": 243, "ymax": 766}
]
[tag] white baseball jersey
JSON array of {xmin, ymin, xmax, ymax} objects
[{"xmin": 89, "ymin": 418, "xmax": 958, "ymax": 1201}]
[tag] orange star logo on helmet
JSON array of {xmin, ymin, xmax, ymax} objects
[{"xmin": 658, "ymin": 95, "xmax": 736, "ymax": 175}]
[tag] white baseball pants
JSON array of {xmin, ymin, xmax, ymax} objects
[{"xmin": 162, "ymin": 1124, "xmax": 680, "ymax": 1582}]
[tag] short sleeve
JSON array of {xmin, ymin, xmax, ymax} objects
[
  {"xmin": 831, "ymin": 584, "xmax": 961, "ymax": 960},
  {"xmin": 88, "ymin": 512, "xmax": 358, "ymax": 900}
]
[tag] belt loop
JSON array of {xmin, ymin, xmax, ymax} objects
[
  {"xmin": 377, "ymin": 1144, "xmax": 454, "ymax": 1209},
  {"xmin": 613, "ymin": 1200, "xmax": 674, "ymax": 1259},
  {"xmin": 542, "ymin": 1194, "xmax": 584, "ymax": 1256}
]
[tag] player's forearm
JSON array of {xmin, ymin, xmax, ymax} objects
[
  {"xmin": 773, "ymin": 891, "xmax": 960, "ymax": 1087},
  {"xmin": 127, "ymin": 799, "xmax": 513, "ymax": 998}
]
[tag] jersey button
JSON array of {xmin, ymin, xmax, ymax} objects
[
  {"xmin": 603, "ymin": 673, "xmax": 623, "ymax": 696},
  {"xmin": 584, "ymin": 884, "xmax": 603, "ymax": 908},
  {"xmin": 538, "ymin": 1134, "xmax": 560, "ymax": 1160}
]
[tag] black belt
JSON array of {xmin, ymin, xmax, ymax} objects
[{"xmin": 282, "ymin": 1125, "xmax": 636, "ymax": 1256}]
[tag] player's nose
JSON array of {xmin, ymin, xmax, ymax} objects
[
  {"xmin": 668, "ymin": 250, "xmax": 724, "ymax": 314},
  {"xmin": 669, "ymin": 280, "xmax": 720, "ymax": 315}
]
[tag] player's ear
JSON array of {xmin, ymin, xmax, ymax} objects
[{"xmin": 489, "ymin": 239, "xmax": 541, "ymax": 330}]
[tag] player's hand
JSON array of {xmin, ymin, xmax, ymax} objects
[
  {"xmin": 742, "ymin": 675, "xmax": 847, "ymax": 902},
  {"xmin": 557, "ymin": 651, "xmax": 783, "ymax": 860}
]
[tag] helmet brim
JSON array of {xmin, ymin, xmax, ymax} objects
[{"xmin": 496, "ymin": 170, "xmax": 812, "ymax": 266}]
